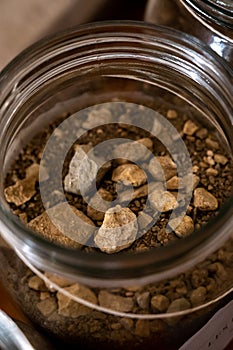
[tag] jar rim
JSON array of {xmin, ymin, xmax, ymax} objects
[
  {"xmin": 180, "ymin": 0, "xmax": 233, "ymax": 39},
  {"xmin": 0, "ymin": 21, "xmax": 232, "ymax": 286}
]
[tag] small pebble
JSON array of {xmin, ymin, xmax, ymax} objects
[
  {"xmin": 183, "ymin": 120, "xmax": 199, "ymax": 136},
  {"xmin": 214, "ymin": 154, "xmax": 228, "ymax": 165},
  {"xmin": 112, "ymin": 164, "xmax": 146, "ymax": 187},
  {"xmin": 151, "ymin": 294, "xmax": 170, "ymax": 313},
  {"xmin": 193, "ymin": 188, "xmax": 218, "ymax": 211}
]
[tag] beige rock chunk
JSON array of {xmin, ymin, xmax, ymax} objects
[
  {"xmin": 214, "ymin": 154, "xmax": 228, "ymax": 165},
  {"xmin": 183, "ymin": 120, "xmax": 199, "ymax": 135},
  {"xmin": 149, "ymin": 190, "xmax": 178, "ymax": 212},
  {"xmin": 112, "ymin": 164, "xmax": 146, "ymax": 187},
  {"xmin": 98, "ymin": 290, "xmax": 134, "ymax": 313},
  {"xmin": 166, "ymin": 298, "xmax": 191, "ymax": 325},
  {"xmin": 166, "ymin": 174, "xmax": 200, "ymax": 191},
  {"xmin": 87, "ymin": 188, "xmax": 114, "ymax": 221},
  {"xmin": 113, "ymin": 138, "xmax": 153, "ymax": 162},
  {"xmin": 206, "ymin": 168, "xmax": 218, "ymax": 176},
  {"xmin": 44, "ymin": 272, "xmax": 73, "ymax": 291},
  {"xmin": 64, "ymin": 145, "xmax": 98, "ymax": 195},
  {"xmin": 136, "ymin": 292, "xmax": 150, "ymax": 310},
  {"xmin": 28, "ymin": 202, "xmax": 95, "ymax": 248},
  {"xmin": 190, "ymin": 286, "xmax": 207, "ymax": 307},
  {"xmin": 151, "ymin": 294, "xmax": 170, "ymax": 313},
  {"xmin": 138, "ymin": 212, "xmax": 153, "ymax": 230},
  {"xmin": 28, "ymin": 275, "xmax": 47, "ymax": 291},
  {"xmin": 57, "ymin": 284, "xmax": 97, "ymax": 318},
  {"xmin": 148, "ymin": 155, "xmax": 177, "ymax": 181},
  {"xmin": 205, "ymin": 138, "xmax": 219, "ymax": 150},
  {"xmin": 194, "ymin": 188, "xmax": 218, "ymax": 211},
  {"xmin": 36, "ymin": 298, "xmax": 57, "ymax": 317},
  {"xmin": 166, "ymin": 109, "xmax": 178, "ymax": 119},
  {"xmin": 94, "ymin": 205, "xmax": 138, "ymax": 253},
  {"xmin": 4, "ymin": 163, "xmax": 39, "ymax": 206},
  {"xmin": 169, "ymin": 215, "xmax": 194, "ymax": 237}
]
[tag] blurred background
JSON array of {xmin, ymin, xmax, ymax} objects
[{"xmin": 0, "ymin": 0, "xmax": 146, "ymax": 70}]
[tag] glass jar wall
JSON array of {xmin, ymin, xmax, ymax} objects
[
  {"xmin": 144, "ymin": 0, "xmax": 233, "ymax": 66},
  {"xmin": 0, "ymin": 22, "xmax": 232, "ymax": 349}
]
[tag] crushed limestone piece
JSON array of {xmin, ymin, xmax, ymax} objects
[
  {"xmin": 64, "ymin": 145, "xmax": 98, "ymax": 195},
  {"xmin": 113, "ymin": 138, "xmax": 153, "ymax": 162},
  {"xmin": 169, "ymin": 215, "xmax": 194, "ymax": 237},
  {"xmin": 36, "ymin": 298, "xmax": 57, "ymax": 317},
  {"xmin": 94, "ymin": 205, "xmax": 138, "ymax": 253},
  {"xmin": 148, "ymin": 155, "xmax": 177, "ymax": 181},
  {"xmin": 28, "ymin": 202, "xmax": 95, "ymax": 248},
  {"xmin": 57, "ymin": 284, "xmax": 97, "ymax": 317},
  {"xmin": 194, "ymin": 188, "xmax": 218, "ymax": 211},
  {"xmin": 98, "ymin": 290, "xmax": 134, "ymax": 312},
  {"xmin": 4, "ymin": 163, "xmax": 39, "ymax": 206},
  {"xmin": 112, "ymin": 164, "xmax": 146, "ymax": 187},
  {"xmin": 151, "ymin": 294, "xmax": 170, "ymax": 312},
  {"xmin": 183, "ymin": 120, "xmax": 199, "ymax": 135},
  {"xmin": 214, "ymin": 154, "xmax": 228, "ymax": 165},
  {"xmin": 149, "ymin": 190, "xmax": 178, "ymax": 212}
]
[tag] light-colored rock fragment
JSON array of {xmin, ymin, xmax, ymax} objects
[
  {"xmin": 98, "ymin": 290, "xmax": 134, "ymax": 312},
  {"xmin": 87, "ymin": 188, "xmax": 114, "ymax": 221},
  {"xmin": 166, "ymin": 174, "xmax": 199, "ymax": 191},
  {"xmin": 138, "ymin": 212, "xmax": 153, "ymax": 230},
  {"xmin": 112, "ymin": 164, "xmax": 146, "ymax": 187},
  {"xmin": 4, "ymin": 163, "xmax": 39, "ymax": 206},
  {"xmin": 151, "ymin": 294, "xmax": 170, "ymax": 313},
  {"xmin": 194, "ymin": 188, "xmax": 218, "ymax": 211},
  {"xmin": 94, "ymin": 205, "xmax": 138, "ymax": 253},
  {"xmin": 166, "ymin": 298, "xmax": 191, "ymax": 325},
  {"xmin": 190, "ymin": 286, "xmax": 207, "ymax": 306},
  {"xmin": 137, "ymin": 292, "xmax": 150, "ymax": 310},
  {"xmin": 206, "ymin": 168, "xmax": 218, "ymax": 176},
  {"xmin": 183, "ymin": 120, "xmax": 199, "ymax": 135},
  {"xmin": 113, "ymin": 138, "xmax": 153, "ymax": 162},
  {"xmin": 28, "ymin": 275, "xmax": 47, "ymax": 291},
  {"xmin": 44, "ymin": 272, "xmax": 73, "ymax": 291},
  {"xmin": 214, "ymin": 154, "xmax": 228, "ymax": 165},
  {"xmin": 205, "ymin": 138, "xmax": 219, "ymax": 149},
  {"xmin": 28, "ymin": 202, "xmax": 95, "ymax": 248},
  {"xmin": 57, "ymin": 284, "xmax": 97, "ymax": 318},
  {"xmin": 149, "ymin": 190, "xmax": 178, "ymax": 212},
  {"xmin": 148, "ymin": 155, "xmax": 177, "ymax": 181},
  {"xmin": 166, "ymin": 109, "xmax": 178, "ymax": 119},
  {"xmin": 169, "ymin": 215, "xmax": 194, "ymax": 237},
  {"xmin": 64, "ymin": 145, "xmax": 98, "ymax": 195},
  {"xmin": 36, "ymin": 298, "xmax": 57, "ymax": 317}
]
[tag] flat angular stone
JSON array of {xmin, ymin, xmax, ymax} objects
[
  {"xmin": 28, "ymin": 202, "xmax": 95, "ymax": 248},
  {"xmin": 169, "ymin": 215, "xmax": 194, "ymax": 237},
  {"xmin": 57, "ymin": 284, "xmax": 97, "ymax": 317},
  {"xmin": 148, "ymin": 155, "xmax": 177, "ymax": 181},
  {"xmin": 214, "ymin": 154, "xmax": 228, "ymax": 165},
  {"xmin": 94, "ymin": 205, "xmax": 138, "ymax": 253},
  {"xmin": 112, "ymin": 164, "xmax": 147, "ymax": 187},
  {"xmin": 149, "ymin": 190, "xmax": 178, "ymax": 212},
  {"xmin": 194, "ymin": 188, "xmax": 218, "ymax": 211},
  {"xmin": 82, "ymin": 106, "xmax": 112, "ymax": 129},
  {"xmin": 64, "ymin": 145, "xmax": 98, "ymax": 195},
  {"xmin": 113, "ymin": 138, "xmax": 153, "ymax": 162},
  {"xmin": 4, "ymin": 163, "xmax": 39, "ymax": 206},
  {"xmin": 98, "ymin": 290, "xmax": 134, "ymax": 313}
]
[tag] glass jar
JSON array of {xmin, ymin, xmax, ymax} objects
[
  {"xmin": 144, "ymin": 0, "xmax": 233, "ymax": 66},
  {"xmin": 0, "ymin": 21, "xmax": 232, "ymax": 349}
]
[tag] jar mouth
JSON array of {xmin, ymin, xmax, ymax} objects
[
  {"xmin": 0, "ymin": 21, "xmax": 232, "ymax": 286},
  {"xmin": 181, "ymin": 0, "xmax": 233, "ymax": 37}
]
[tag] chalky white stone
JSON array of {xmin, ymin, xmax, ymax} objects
[{"xmin": 64, "ymin": 145, "xmax": 98, "ymax": 195}]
